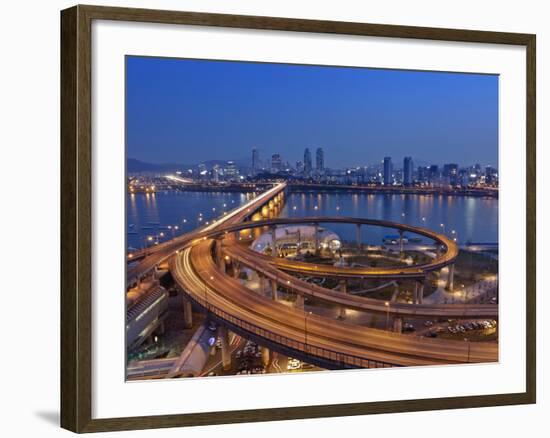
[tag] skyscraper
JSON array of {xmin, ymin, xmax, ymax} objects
[
  {"xmin": 443, "ymin": 163, "xmax": 459, "ymax": 186},
  {"xmin": 224, "ymin": 161, "xmax": 238, "ymax": 181},
  {"xmin": 252, "ymin": 148, "xmax": 260, "ymax": 174},
  {"xmin": 304, "ymin": 148, "xmax": 312, "ymax": 177},
  {"xmin": 271, "ymin": 154, "xmax": 282, "ymax": 173},
  {"xmin": 383, "ymin": 157, "xmax": 393, "ymax": 186},
  {"xmin": 403, "ymin": 156, "xmax": 413, "ymax": 186},
  {"xmin": 316, "ymin": 147, "xmax": 324, "ymax": 173},
  {"xmin": 428, "ymin": 165, "xmax": 440, "ymax": 185}
]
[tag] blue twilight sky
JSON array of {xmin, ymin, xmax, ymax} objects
[{"xmin": 126, "ymin": 56, "xmax": 498, "ymax": 168}]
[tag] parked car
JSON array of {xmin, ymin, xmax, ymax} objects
[{"xmin": 287, "ymin": 358, "xmax": 301, "ymax": 370}]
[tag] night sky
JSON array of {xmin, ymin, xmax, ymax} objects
[{"xmin": 126, "ymin": 56, "xmax": 498, "ymax": 168}]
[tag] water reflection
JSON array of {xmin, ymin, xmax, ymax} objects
[
  {"xmin": 281, "ymin": 192, "xmax": 498, "ymax": 245},
  {"xmin": 126, "ymin": 191, "xmax": 498, "ymax": 250},
  {"xmin": 126, "ymin": 191, "xmax": 247, "ymax": 250}
]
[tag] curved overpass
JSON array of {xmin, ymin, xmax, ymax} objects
[
  {"xmin": 171, "ymin": 239, "xmax": 497, "ymax": 368},
  {"xmin": 126, "ymin": 183, "xmax": 287, "ymax": 287},
  {"xmin": 222, "ymin": 243, "xmax": 497, "ymax": 319},
  {"xmin": 128, "ymin": 185, "xmax": 497, "ymax": 369},
  {"xmin": 210, "ymin": 216, "xmax": 459, "ymax": 278}
]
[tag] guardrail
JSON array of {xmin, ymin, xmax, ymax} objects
[{"xmin": 183, "ymin": 289, "xmax": 397, "ymax": 369}]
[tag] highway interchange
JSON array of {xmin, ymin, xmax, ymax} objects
[{"xmin": 128, "ymin": 182, "xmax": 498, "ymax": 369}]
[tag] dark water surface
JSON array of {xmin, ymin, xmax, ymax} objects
[{"xmin": 126, "ymin": 191, "xmax": 498, "ymax": 249}]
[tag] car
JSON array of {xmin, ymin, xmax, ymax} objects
[
  {"xmin": 425, "ymin": 331, "xmax": 437, "ymax": 338},
  {"xmin": 287, "ymin": 358, "xmax": 301, "ymax": 370},
  {"xmin": 424, "ymin": 320, "xmax": 434, "ymax": 327},
  {"xmin": 403, "ymin": 323, "xmax": 416, "ymax": 332}
]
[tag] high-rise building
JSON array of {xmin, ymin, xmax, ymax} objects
[
  {"xmin": 271, "ymin": 154, "xmax": 282, "ymax": 173},
  {"xmin": 485, "ymin": 166, "xmax": 498, "ymax": 185},
  {"xmin": 252, "ymin": 148, "xmax": 260, "ymax": 174},
  {"xmin": 211, "ymin": 164, "xmax": 220, "ymax": 182},
  {"xmin": 224, "ymin": 161, "xmax": 238, "ymax": 180},
  {"xmin": 443, "ymin": 163, "xmax": 459, "ymax": 186},
  {"xmin": 198, "ymin": 163, "xmax": 207, "ymax": 180},
  {"xmin": 383, "ymin": 157, "xmax": 393, "ymax": 186},
  {"xmin": 403, "ymin": 156, "xmax": 413, "ymax": 186},
  {"xmin": 304, "ymin": 148, "xmax": 312, "ymax": 176},
  {"xmin": 417, "ymin": 166, "xmax": 429, "ymax": 184},
  {"xmin": 316, "ymin": 147, "xmax": 324, "ymax": 172},
  {"xmin": 428, "ymin": 165, "xmax": 439, "ymax": 185}
]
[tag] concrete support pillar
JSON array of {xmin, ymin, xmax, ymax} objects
[
  {"xmin": 339, "ymin": 280, "xmax": 348, "ymax": 294},
  {"xmin": 393, "ymin": 317, "xmax": 403, "ymax": 333},
  {"xmin": 270, "ymin": 279, "xmax": 278, "ymax": 301},
  {"xmin": 183, "ymin": 298, "xmax": 193, "ymax": 329},
  {"xmin": 258, "ymin": 274, "xmax": 266, "ymax": 295},
  {"xmin": 270, "ymin": 225, "xmax": 277, "ymax": 257},
  {"xmin": 399, "ymin": 230, "xmax": 404, "ymax": 253},
  {"xmin": 391, "ymin": 283, "xmax": 399, "ymax": 302},
  {"xmin": 261, "ymin": 347, "xmax": 270, "ymax": 367},
  {"xmin": 413, "ymin": 282, "xmax": 418, "ymax": 305},
  {"xmin": 219, "ymin": 326, "xmax": 231, "ymax": 371},
  {"xmin": 338, "ymin": 280, "xmax": 347, "ymax": 319},
  {"xmin": 356, "ymin": 224, "xmax": 362, "ymax": 250},
  {"xmin": 295, "ymin": 294, "xmax": 304, "ymax": 308},
  {"xmin": 232, "ymin": 262, "xmax": 239, "ymax": 279},
  {"xmin": 417, "ymin": 281, "xmax": 425, "ymax": 304},
  {"xmin": 446, "ymin": 264, "xmax": 455, "ymax": 291},
  {"xmin": 436, "ymin": 244, "xmax": 441, "ymax": 257},
  {"xmin": 314, "ymin": 223, "xmax": 320, "ymax": 255},
  {"xmin": 216, "ymin": 239, "xmax": 225, "ymax": 272},
  {"xmin": 157, "ymin": 321, "xmax": 165, "ymax": 335}
]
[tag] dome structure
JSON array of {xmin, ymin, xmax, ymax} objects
[{"xmin": 250, "ymin": 225, "xmax": 341, "ymax": 256}]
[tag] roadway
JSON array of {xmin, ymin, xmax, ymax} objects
[
  {"xmin": 222, "ymin": 242, "xmax": 497, "ymax": 319},
  {"xmin": 208, "ymin": 216, "xmax": 459, "ymax": 276},
  {"xmin": 126, "ymin": 183, "xmax": 287, "ymax": 286},
  {"xmin": 171, "ymin": 240, "xmax": 497, "ymax": 367}
]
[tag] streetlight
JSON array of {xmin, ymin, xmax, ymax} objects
[
  {"xmin": 305, "ymin": 311, "xmax": 313, "ymax": 352},
  {"xmin": 464, "ymin": 338, "xmax": 471, "ymax": 363},
  {"xmin": 199, "ymin": 271, "xmax": 215, "ymax": 310},
  {"xmin": 384, "ymin": 301, "xmax": 390, "ymax": 330}
]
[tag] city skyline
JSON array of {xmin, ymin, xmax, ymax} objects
[{"xmin": 126, "ymin": 56, "xmax": 499, "ymax": 168}]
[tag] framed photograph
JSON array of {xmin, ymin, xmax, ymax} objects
[{"xmin": 60, "ymin": 5, "xmax": 536, "ymax": 433}]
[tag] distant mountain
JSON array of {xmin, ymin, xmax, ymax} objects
[
  {"xmin": 127, "ymin": 158, "xmax": 251, "ymax": 173},
  {"xmin": 127, "ymin": 158, "xmax": 192, "ymax": 173}
]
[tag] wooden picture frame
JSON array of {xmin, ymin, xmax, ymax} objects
[{"xmin": 61, "ymin": 4, "xmax": 536, "ymax": 433}]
